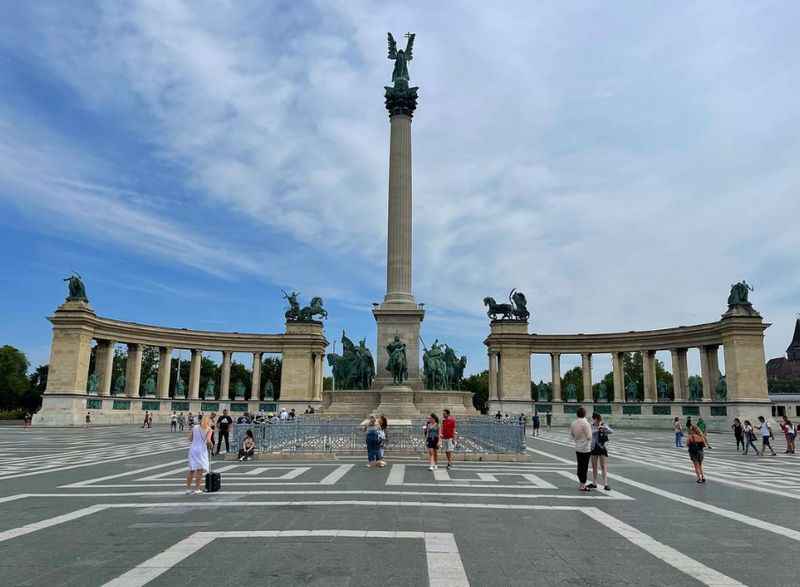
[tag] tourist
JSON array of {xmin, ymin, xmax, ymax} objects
[
  {"xmin": 758, "ymin": 416, "xmax": 777, "ymax": 456},
  {"xmin": 546, "ymin": 412, "xmax": 552, "ymax": 430},
  {"xmin": 280, "ymin": 408, "xmax": 288, "ymax": 421},
  {"xmin": 289, "ymin": 408, "xmax": 296, "ymax": 421},
  {"xmin": 84, "ymin": 411, "xmax": 91, "ymax": 428},
  {"xmin": 743, "ymin": 420, "xmax": 760, "ymax": 455},
  {"xmin": 24, "ymin": 412, "xmax": 32, "ymax": 428},
  {"xmin": 186, "ymin": 414, "xmax": 212, "ymax": 494},
  {"xmin": 532, "ymin": 412, "xmax": 541, "ymax": 437},
  {"xmin": 731, "ymin": 418, "xmax": 744, "ymax": 452},
  {"xmin": 569, "ymin": 406, "xmax": 592, "ymax": 491},
  {"xmin": 495, "ymin": 411, "xmax": 502, "ymax": 421},
  {"xmin": 685, "ymin": 416, "xmax": 693, "ymax": 437},
  {"xmin": 365, "ymin": 416, "xmax": 382, "ymax": 468},
  {"xmin": 216, "ymin": 409, "xmax": 233, "ymax": 455},
  {"xmin": 588, "ymin": 413, "xmax": 613, "ymax": 491},
  {"xmin": 687, "ymin": 425, "xmax": 707, "ymax": 483},
  {"xmin": 142, "ymin": 411, "xmax": 150, "ymax": 429},
  {"xmin": 238, "ymin": 429, "xmax": 256, "ymax": 461},
  {"xmin": 187, "ymin": 411, "xmax": 194, "ymax": 426},
  {"xmin": 209, "ymin": 413, "xmax": 217, "ymax": 452},
  {"xmin": 170, "ymin": 411, "xmax": 177, "ymax": 432},
  {"xmin": 673, "ymin": 417, "xmax": 684, "ymax": 448},
  {"xmin": 779, "ymin": 416, "xmax": 795, "ymax": 454},
  {"xmin": 378, "ymin": 415, "xmax": 388, "ymax": 466},
  {"xmin": 425, "ymin": 413, "xmax": 441, "ymax": 471},
  {"xmin": 697, "ymin": 417, "xmax": 712, "ymax": 449},
  {"xmin": 178, "ymin": 412, "xmax": 186, "ymax": 432},
  {"xmin": 441, "ymin": 409, "xmax": 457, "ymax": 469}
]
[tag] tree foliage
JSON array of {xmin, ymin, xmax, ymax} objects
[
  {"xmin": 0, "ymin": 345, "xmax": 31, "ymax": 409},
  {"xmin": 463, "ymin": 370, "xmax": 488, "ymax": 412},
  {"xmin": 561, "ymin": 366, "xmax": 584, "ymax": 402}
]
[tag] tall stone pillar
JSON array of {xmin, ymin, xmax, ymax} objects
[
  {"xmin": 488, "ymin": 351, "xmax": 498, "ymax": 401},
  {"xmin": 220, "ymin": 351, "xmax": 232, "ymax": 400},
  {"xmin": 96, "ymin": 339, "xmax": 116, "ymax": 397},
  {"xmin": 719, "ymin": 311, "xmax": 769, "ymax": 402},
  {"xmin": 251, "ymin": 352, "xmax": 262, "ymax": 401},
  {"xmin": 612, "ymin": 352, "xmax": 625, "ymax": 402},
  {"xmin": 643, "ymin": 350, "xmax": 657, "ymax": 402},
  {"xmin": 157, "ymin": 346, "xmax": 172, "ymax": 399},
  {"xmin": 43, "ymin": 301, "xmax": 95, "ymax": 396},
  {"xmin": 581, "ymin": 353, "xmax": 593, "ymax": 401},
  {"xmin": 490, "ymin": 321, "xmax": 531, "ymax": 403},
  {"xmin": 125, "ymin": 343, "xmax": 143, "ymax": 398},
  {"xmin": 699, "ymin": 345, "xmax": 720, "ymax": 401},
  {"xmin": 373, "ymin": 76, "xmax": 425, "ymax": 389},
  {"xmin": 280, "ymin": 321, "xmax": 327, "ymax": 404},
  {"xmin": 550, "ymin": 353, "xmax": 562, "ymax": 402},
  {"xmin": 315, "ymin": 352, "xmax": 324, "ymax": 401},
  {"xmin": 671, "ymin": 348, "xmax": 689, "ymax": 401},
  {"xmin": 189, "ymin": 349, "xmax": 202, "ymax": 400}
]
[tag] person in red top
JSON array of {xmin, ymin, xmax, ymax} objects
[{"xmin": 441, "ymin": 409, "xmax": 457, "ymax": 469}]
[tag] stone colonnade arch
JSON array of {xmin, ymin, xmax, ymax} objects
[{"xmin": 34, "ymin": 300, "xmax": 327, "ymax": 426}]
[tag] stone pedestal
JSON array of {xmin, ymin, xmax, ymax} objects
[
  {"xmin": 374, "ymin": 385, "xmax": 420, "ymax": 418},
  {"xmin": 487, "ymin": 321, "xmax": 530, "ymax": 402},
  {"xmin": 373, "ymin": 305, "xmax": 425, "ymax": 389},
  {"xmin": 279, "ymin": 321, "xmax": 327, "ymax": 402}
]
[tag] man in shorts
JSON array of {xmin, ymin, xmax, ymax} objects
[{"xmin": 441, "ymin": 409, "xmax": 457, "ymax": 469}]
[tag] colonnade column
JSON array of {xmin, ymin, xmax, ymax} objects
[
  {"xmin": 96, "ymin": 339, "xmax": 115, "ymax": 397},
  {"xmin": 220, "ymin": 351, "xmax": 232, "ymax": 400},
  {"xmin": 156, "ymin": 346, "xmax": 172, "ymax": 399},
  {"xmin": 125, "ymin": 343, "xmax": 143, "ymax": 397},
  {"xmin": 315, "ymin": 352, "xmax": 324, "ymax": 401},
  {"xmin": 671, "ymin": 348, "xmax": 689, "ymax": 401},
  {"xmin": 550, "ymin": 353, "xmax": 562, "ymax": 402},
  {"xmin": 643, "ymin": 350, "xmax": 657, "ymax": 402},
  {"xmin": 698, "ymin": 345, "xmax": 720, "ymax": 401},
  {"xmin": 612, "ymin": 352, "xmax": 624, "ymax": 401},
  {"xmin": 251, "ymin": 352, "xmax": 262, "ymax": 400},
  {"xmin": 189, "ymin": 349, "xmax": 202, "ymax": 400},
  {"xmin": 581, "ymin": 353, "xmax": 593, "ymax": 401},
  {"xmin": 488, "ymin": 352, "xmax": 498, "ymax": 402}
]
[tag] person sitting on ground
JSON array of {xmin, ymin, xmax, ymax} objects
[{"xmin": 238, "ymin": 429, "xmax": 256, "ymax": 461}]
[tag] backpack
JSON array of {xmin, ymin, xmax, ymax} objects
[{"xmin": 597, "ymin": 428, "xmax": 609, "ymax": 445}]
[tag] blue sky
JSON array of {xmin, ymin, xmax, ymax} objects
[{"xmin": 1, "ymin": 2, "xmax": 798, "ymax": 381}]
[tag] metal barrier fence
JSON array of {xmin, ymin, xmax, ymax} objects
[{"xmin": 231, "ymin": 417, "xmax": 526, "ymax": 454}]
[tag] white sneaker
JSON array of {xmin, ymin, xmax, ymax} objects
[
  {"xmin": 193, "ymin": 489, "xmax": 204, "ymax": 495},
  {"xmin": 433, "ymin": 465, "xmax": 438, "ymax": 470},
  {"xmin": 185, "ymin": 489, "xmax": 193, "ymax": 495},
  {"xmin": 428, "ymin": 465, "xmax": 434, "ymax": 471}
]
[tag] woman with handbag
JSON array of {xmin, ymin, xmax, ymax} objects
[
  {"xmin": 186, "ymin": 415, "xmax": 212, "ymax": 495},
  {"xmin": 588, "ymin": 413, "xmax": 613, "ymax": 491}
]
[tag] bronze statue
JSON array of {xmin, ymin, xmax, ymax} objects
[
  {"xmin": 387, "ymin": 32, "xmax": 414, "ymax": 87},
  {"xmin": 386, "ymin": 335, "xmax": 408, "ymax": 385},
  {"xmin": 422, "ymin": 339, "xmax": 447, "ymax": 390},
  {"xmin": 385, "ymin": 32, "xmax": 419, "ymax": 117},
  {"xmin": 113, "ymin": 373, "xmax": 126, "ymax": 394},
  {"xmin": 536, "ymin": 381, "xmax": 551, "ymax": 402},
  {"xmin": 483, "ymin": 289, "xmax": 530, "ymax": 321},
  {"xmin": 565, "ymin": 383, "xmax": 577, "ymax": 401},
  {"xmin": 205, "ymin": 379, "xmax": 216, "ymax": 399},
  {"xmin": 63, "ymin": 273, "xmax": 88, "ymax": 302},
  {"xmin": 283, "ymin": 290, "xmax": 301, "ymax": 320},
  {"xmin": 715, "ymin": 374, "xmax": 727, "ymax": 401},
  {"xmin": 263, "ymin": 380, "xmax": 275, "ymax": 400},
  {"xmin": 87, "ymin": 373, "xmax": 98, "ymax": 394},
  {"xmin": 175, "ymin": 377, "xmax": 186, "ymax": 398},
  {"xmin": 143, "ymin": 377, "xmax": 156, "ymax": 396},
  {"xmin": 625, "ymin": 381, "xmax": 638, "ymax": 402},
  {"xmin": 657, "ymin": 381, "xmax": 669, "ymax": 401},
  {"xmin": 283, "ymin": 291, "xmax": 327, "ymax": 321},
  {"xmin": 327, "ymin": 331, "xmax": 375, "ymax": 390},
  {"xmin": 233, "ymin": 380, "xmax": 246, "ymax": 398},
  {"xmin": 595, "ymin": 381, "xmax": 609, "ymax": 402},
  {"xmin": 727, "ymin": 280, "xmax": 754, "ymax": 307}
]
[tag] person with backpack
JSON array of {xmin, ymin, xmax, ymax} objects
[
  {"xmin": 758, "ymin": 416, "xmax": 777, "ymax": 456},
  {"xmin": 731, "ymin": 418, "xmax": 744, "ymax": 452},
  {"xmin": 569, "ymin": 406, "xmax": 592, "ymax": 492},
  {"xmin": 424, "ymin": 413, "xmax": 440, "ymax": 471},
  {"xmin": 365, "ymin": 416, "xmax": 382, "ymax": 468},
  {"xmin": 588, "ymin": 412, "xmax": 613, "ymax": 491},
  {"xmin": 687, "ymin": 425, "xmax": 707, "ymax": 483},
  {"xmin": 743, "ymin": 420, "xmax": 760, "ymax": 455}
]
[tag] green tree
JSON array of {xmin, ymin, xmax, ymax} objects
[
  {"xmin": 230, "ymin": 361, "xmax": 251, "ymax": 395},
  {"xmin": 200, "ymin": 356, "xmax": 220, "ymax": 397},
  {"xmin": 593, "ymin": 371, "xmax": 615, "ymax": 401},
  {"xmin": 623, "ymin": 352, "xmax": 644, "ymax": 400},
  {"xmin": 463, "ymin": 370, "xmax": 488, "ymax": 412},
  {"xmin": 25, "ymin": 364, "xmax": 48, "ymax": 411},
  {"xmin": 561, "ymin": 366, "xmax": 584, "ymax": 401},
  {"xmin": 322, "ymin": 376, "xmax": 333, "ymax": 391},
  {"xmin": 260, "ymin": 356, "xmax": 282, "ymax": 400},
  {"xmin": 0, "ymin": 345, "xmax": 30, "ymax": 410},
  {"xmin": 139, "ymin": 346, "xmax": 160, "ymax": 393}
]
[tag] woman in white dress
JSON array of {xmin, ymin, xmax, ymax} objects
[{"xmin": 186, "ymin": 415, "xmax": 212, "ymax": 494}]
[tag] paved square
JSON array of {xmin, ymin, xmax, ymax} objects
[{"xmin": 1, "ymin": 425, "xmax": 799, "ymax": 586}]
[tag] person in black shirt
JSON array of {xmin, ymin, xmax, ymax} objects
[{"xmin": 216, "ymin": 409, "xmax": 233, "ymax": 455}]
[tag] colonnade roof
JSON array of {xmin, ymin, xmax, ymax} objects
[
  {"xmin": 485, "ymin": 317, "xmax": 769, "ymax": 354},
  {"xmin": 49, "ymin": 303, "xmax": 327, "ymax": 353}
]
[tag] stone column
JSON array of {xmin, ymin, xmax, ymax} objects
[
  {"xmin": 43, "ymin": 302, "xmax": 95, "ymax": 396},
  {"xmin": 315, "ymin": 352, "xmax": 324, "ymax": 401},
  {"xmin": 671, "ymin": 348, "xmax": 689, "ymax": 401},
  {"xmin": 581, "ymin": 353, "xmax": 593, "ymax": 401},
  {"xmin": 189, "ymin": 349, "xmax": 202, "ymax": 400},
  {"xmin": 220, "ymin": 351, "xmax": 232, "ymax": 400},
  {"xmin": 384, "ymin": 113, "xmax": 415, "ymax": 305},
  {"xmin": 643, "ymin": 350, "xmax": 657, "ymax": 402},
  {"xmin": 550, "ymin": 353, "xmax": 562, "ymax": 402},
  {"xmin": 157, "ymin": 346, "xmax": 172, "ymax": 399},
  {"xmin": 720, "ymin": 313, "xmax": 769, "ymax": 402},
  {"xmin": 251, "ymin": 352, "xmax": 262, "ymax": 400},
  {"xmin": 698, "ymin": 345, "xmax": 720, "ymax": 401},
  {"xmin": 612, "ymin": 352, "xmax": 625, "ymax": 402},
  {"xmin": 488, "ymin": 351, "xmax": 498, "ymax": 401},
  {"xmin": 125, "ymin": 344, "xmax": 143, "ymax": 397},
  {"xmin": 96, "ymin": 339, "xmax": 116, "ymax": 397}
]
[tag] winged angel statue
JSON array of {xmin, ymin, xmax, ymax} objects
[{"xmin": 387, "ymin": 32, "xmax": 415, "ymax": 88}]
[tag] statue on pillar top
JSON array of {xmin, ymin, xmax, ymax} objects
[
  {"xmin": 283, "ymin": 290, "xmax": 327, "ymax": 321},
  {"xmin": 63, "ymin": 273, "xmax": 88, "ymax": 303},
  {"xmin": 385, "ymin": 335, "xmax": 408, "ymax": 385},
  {"xmin": 385, "ymin": 32, "xmax": 418, "ymax": 117},
  {"xmin": 727, "ymin": 280, "xmax": 754, "ymax": 308},
  {"xmin": 483, "ymin": 289, "xmax": 531, "ymax": 321}
]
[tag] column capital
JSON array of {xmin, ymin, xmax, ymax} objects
[{"xmin": 384, "ymin": 88, "xmax": 418, "ymax": 118}]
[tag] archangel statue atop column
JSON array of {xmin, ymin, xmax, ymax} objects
[{"xmin": 385, "ymin": 32, "xmax": 418, "ymax": 117}]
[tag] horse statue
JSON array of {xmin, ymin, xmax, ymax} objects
[
  {"xmin": 422, "ymin": 340, "xmax": 448, "ymax": 390},
  {"xmin": 327, "ymin": 332, "xmax": 374, "ymax": 389},
  {"xmin": 483, "ymin": 297, "xmax": 513, "ymax": 320},
  {"xmin": 386, "ymin": 336, "xmax": 408, "ymax": 385},
  {"xmin": 299, "ymin": 296, "xmax": 328, "ymax": 321},
  {"xmin": 510, "ymin": 289, "xmax": 530, "ymax": 321}
]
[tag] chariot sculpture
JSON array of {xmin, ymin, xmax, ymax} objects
[
  {"xmin": 283, "ymin": 290, "xmax": 328, "ymax": 321},
  {"xmin": 483, "ymin": 289, "xmax": 530, "ymax": 321}
]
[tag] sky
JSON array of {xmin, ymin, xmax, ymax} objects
[{"xmin": 1, "ymin": 1, "xmax": 798, "ymax": 381}]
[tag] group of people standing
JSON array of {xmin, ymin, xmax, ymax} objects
[
  {"xmin": 569, "ymin": 407, "xmax": 613, "ymax": 491},
  {"xmin": 364, "ymin": 410, "xmax": 458, "ymax": 471}
]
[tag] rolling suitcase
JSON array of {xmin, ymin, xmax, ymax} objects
[{"xmin": 205, "ymin": 449, "xmax": 221, "ymax": 492}]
